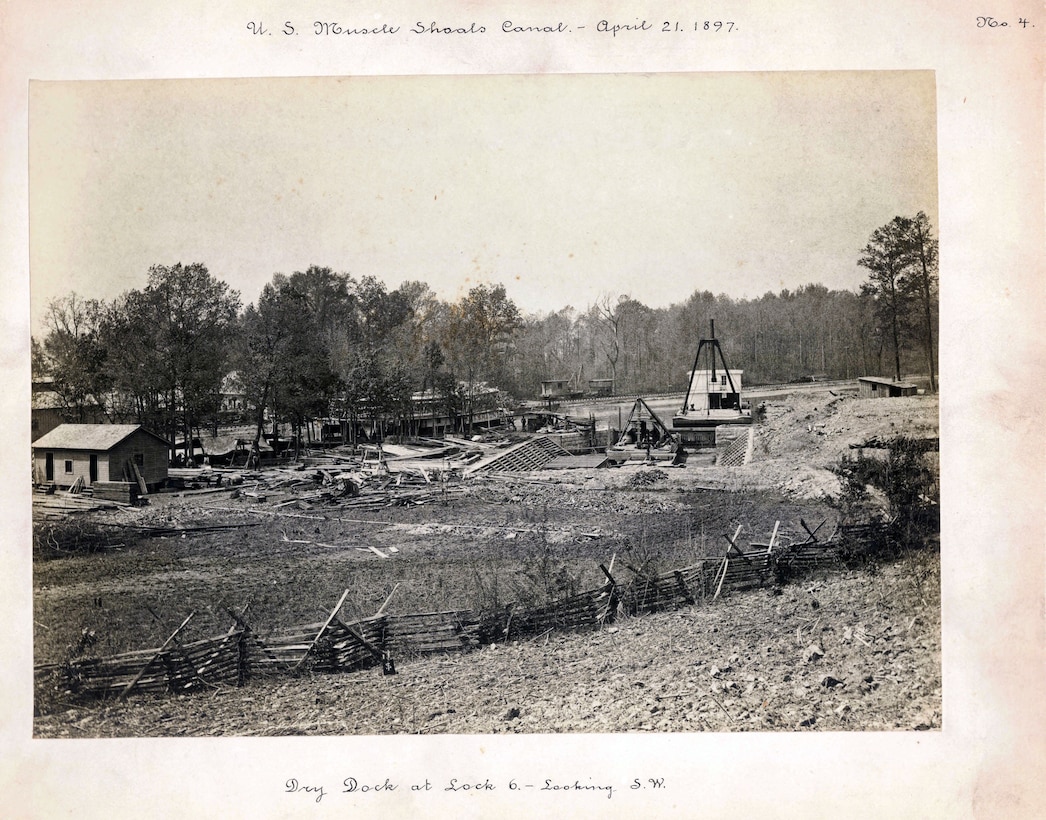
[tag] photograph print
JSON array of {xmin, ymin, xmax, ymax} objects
[{"xmin": 30, "ymin": 71, "xmax": 940, "ymax": 737}]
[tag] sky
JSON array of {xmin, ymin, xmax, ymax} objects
[{"xmin": 29, "ymin": 71, "xmax": 937, "ymax": 332}]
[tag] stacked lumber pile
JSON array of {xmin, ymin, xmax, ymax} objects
[
  {"xmin": 90, "ymin": 481, "xmax": 139, "ymax": 504},
  {"xmin": 175, "ymin": 460, "xmax": 470, "ymax": 511},
  {"xmin": 32, "ymin": 493, "xmax": 123, "ymax": 517},
  {"xmin": 274, "ymin": 469, "xmax": 467, "ymax": 511}
]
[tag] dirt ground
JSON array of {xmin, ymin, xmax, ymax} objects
[
  {"xmin": 32, "ymin": 388, "xmax": 940, "ymax": 735},
  {"xmin": 34, "ymin": 548, "xmax": 940, "ymax": 737}
]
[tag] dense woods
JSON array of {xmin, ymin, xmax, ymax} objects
[{"xmin": 33, "ymin": 214, "xmax": 937, "ymax": 449}]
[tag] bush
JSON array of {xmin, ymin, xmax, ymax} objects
[
  {"xmin": 33, "ymin": 519, "xmax": 126, "ymax": 559},
  {"xmin": 833, "ymin": 437, "xmax": 939, "ymax": 550}
]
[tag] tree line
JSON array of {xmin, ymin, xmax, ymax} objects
[{"xmin": 33, "ymin": 213, "xmax": 937, "ymax": 452}]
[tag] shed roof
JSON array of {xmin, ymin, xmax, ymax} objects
[
  {"xmin": 32, "ymin": 424, "xmax": 171, "ymax": 451},
  {"xmin": 858, "ymin": 376, "xmax": 918, "ymax": 389},
  {"xmin": 31, "ymin": 391, "xmax": 67, "ymax": 411}
]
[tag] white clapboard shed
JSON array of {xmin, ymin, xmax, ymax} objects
[{"xmin": 32, "ymin": 424, "xmax": 170, "ymax": 490}]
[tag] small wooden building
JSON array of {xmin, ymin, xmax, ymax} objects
[
  {"xmin": 31, "ymin": 377, "xmax": 106, "ymax": 442},
  {"xmin": 587, "ymin": 378, "xmax": 615, "ymax": 397},
  {"xmin": 858, "ymin": 376, "xmax": 919, "ymax": 399},
  {"xmin": 32, "ymin": 424, "xmax": 171, "ymax": 490},
  {"xmin": 540, "ymin": 379, "xmax": 573, "ymax": 399}
]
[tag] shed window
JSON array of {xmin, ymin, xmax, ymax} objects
[{"xmin": 64, "ymin": 460, "xmax": 73, "ymax": 473}]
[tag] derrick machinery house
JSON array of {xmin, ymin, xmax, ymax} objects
[{"xmin": 32, "ymin": 424, "xmax": 170, "ymax": 491}]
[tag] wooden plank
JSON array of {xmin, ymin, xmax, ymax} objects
[
  {"xmin": 375, "ymin": 583, "xmax": 400, "ymax": 615},
  {"xmin": 292, "ymin": 590, "xmax": 350, "ymax": 673},
  {"xmin": 129, "ymin": 460, "xmax": 148, "ymax": 495},
  {"xmin": 722, "ymin": 525, "xmax": 756, "ymax": 567},
  {"xmin": 117, "ymin": 611, "xmax": 195, "ymax": 700},
  {"xmin": 767, "ymin": 520, "xmax": 781, "ymax": 555},
  {"xmin": 325, "ymin": 616, "xmax": 388, "ymax": 666},
  {"xmin": 713, "ymin": 558, "xmax": 729, "ymax": 599}
]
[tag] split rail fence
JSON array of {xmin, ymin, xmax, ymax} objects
[{"xmin": 38, "ymin": 520, "xmax": 885, "ymax": 703}]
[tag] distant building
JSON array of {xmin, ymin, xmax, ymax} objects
[
  {"xmin": 220, "ymin": 372, "xmax": 248, "ymax": 416},
  {"xmin": 32, "ymin": 424, "xmax": 170, "ymax": 489},
  {"xmin": 858, "ymin": 377, "xmax": 918, "ymax": 399},
  {"xmin": 320, "ymin": 382, "xmax": 506, "ymax": 441},
  {"xmin": 540, "ymin": 379, "xmax": 573, "ymax": 399},
  {"xmin": 31, "ymin": 377, "xmax": 105, "ymax": 442},
  {"xmin": 409, "ymin": 382, "xmax": 504, "ymax": 436},
  {"xmin": 31, "ymin": 386, "xmax": 67, "ymax": 443},
  {"xmin": 587, "ymin": 378, "xmax": 615, "ymax": 396}
]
